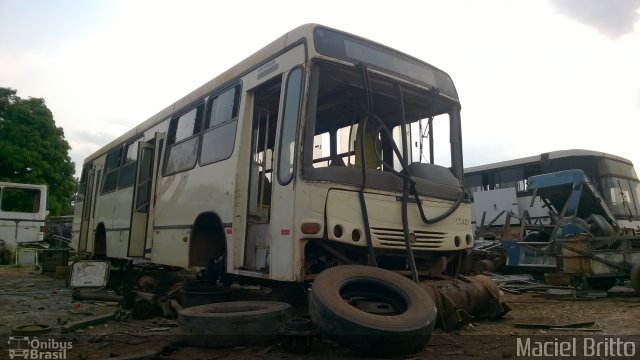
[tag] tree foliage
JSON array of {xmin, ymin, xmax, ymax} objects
[{"xmin": 0, "ymin": 87, "xmax": 75, "ymax": 216}]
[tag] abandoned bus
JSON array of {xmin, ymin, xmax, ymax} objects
[
  {"xmin": 0, "ymin": 182, "xmax": 48, "ymax": 263},
  {"xmin": 464, "ymin": 149, "xmax": 640, "ymax": 232},
  {"xmin": 71, "ymin": 24, "xmax": 472, "ymax": 284}
]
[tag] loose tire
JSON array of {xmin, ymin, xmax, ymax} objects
[
  {"xmin": 308, "ymin": 265, "xmax": 437, "ymax": 356},
  {"xmin": 631, "ymin": 263, "xmax": 640, "ymax": 293},
  {"xmin": 179, "ymin": 301, "xmax": 291, "ymax": 348}
]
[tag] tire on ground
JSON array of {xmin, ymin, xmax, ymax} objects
[
  {"xmin": 308, "ymin": 265, "xmax": 437, "ymax": 356},
  {"xmin": 178, "ymin": 301, "xmax": 291, "ymax": 348},
  {"xmin": 631, "ymin": 262, "xmax": 640, "ymax": 293}
]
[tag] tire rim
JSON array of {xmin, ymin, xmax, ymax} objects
[{"xmin": 339, "ymin": 279, "xmax": 408, "ymax": 316}]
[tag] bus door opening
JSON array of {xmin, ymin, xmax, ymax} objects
[
  {"xmin": 129, "ymin": 134, "xmax": 163, "ymax": 258},
  {"xmin": 244, "ymin": 76, "xmax": 282, "ymax": 272}
]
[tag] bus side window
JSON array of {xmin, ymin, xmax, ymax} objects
[
  {"xmin": 118, "ymin": 138, "xmax": 141, "ymax": 188},
  {"xmin": 277, "ymin": 68, "xmax": 303, "ymax": 184},
  {"xmin": 77, "ymin": 165, "xmax": 89, "ymax": 201},
  {"xmin": 102, "ymin": 147, "xmax": 122, "ymax": 193},
  {"xmin": 0, "ymin": 187, "xmax": 41, "ymax": 213},
  {"xmin": 164, "ymin": 103, "xmax": 204, "ymax": 175},
  {"xmin": 200, "ymin": 85, "xmax": 241, "ymax": 165}
]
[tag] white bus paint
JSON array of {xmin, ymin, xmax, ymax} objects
[{"xmin": 72, "ymin": 24, "xmax": 471, "ymax": 283}]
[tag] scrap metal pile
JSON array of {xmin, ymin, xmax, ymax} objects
[{"xmin": 470, "ymin": 170, "xmax": 640, "ymax": 293}]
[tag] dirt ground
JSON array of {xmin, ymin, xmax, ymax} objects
[{"xmin": 1, "ymin": 266, "xmax": 639, "ymax": 360}]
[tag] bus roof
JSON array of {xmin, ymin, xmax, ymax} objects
[
  {"xmin": 465, "ymin": 149, "xmax": 634, "ymax": 174},
  {"xmin": 84, "ymin": 23, "xmax": 457, "ymax": 165}
]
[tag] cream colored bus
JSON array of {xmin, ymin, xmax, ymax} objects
[
  {"xmin": 71, "ymin": 24, "xmax": 473, "ymax": 284},
  {"xmin": 0, "ymin": 182, "xmax": 48, "ymax": 262}
]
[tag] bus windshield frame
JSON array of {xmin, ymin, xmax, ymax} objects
[{"xmin": 302, "ymin": 59, "xmax": 464, "ymax": 201}]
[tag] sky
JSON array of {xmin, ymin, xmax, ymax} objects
[{"xmin": 1, "ymin": 0, "xmax": 639, "ymax": 178}]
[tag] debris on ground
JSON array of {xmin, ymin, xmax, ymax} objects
[{"xmin": 1, "ymin": 266, "xmax": 639, "ymax": 360}]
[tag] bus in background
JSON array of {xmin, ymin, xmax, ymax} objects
[
  {"xmin": 464, "ymin": 149, "xmax": 640, "ymax": 233},
  {"xmin": 0, "ymin": 182, "xmax": 48, "ymax": 263},
  {"xmin": 71, "ymin": 24, "xmax": 472, "ymax": 286}
]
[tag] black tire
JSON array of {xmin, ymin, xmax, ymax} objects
[
  {"xmin": 631, "ymin": 263, "xmax": 640, "ymax": 293},
  {"xmin": 180, "ymin": 282, "xmax": 233, "ymax": 308},
  {"xmin": 308, "ymin": 265, "xmax": 436, "ymax": 356},
  {"xmin": 179, "ymin": 301, "xmax": 291, "ymax": 348}
]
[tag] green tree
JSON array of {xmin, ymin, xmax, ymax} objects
[{"xmin": 0, "ymin": 87, "xmax": 75, "ymax": 215}]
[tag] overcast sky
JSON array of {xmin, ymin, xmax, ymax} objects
[{"xmin": 1, "ymin": 0, "xmax": 639, "ymax": 177}]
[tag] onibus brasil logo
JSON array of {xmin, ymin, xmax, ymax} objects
[{"xmin": 8, "ymin": 336, "xmax": 73, "ymax": 359}]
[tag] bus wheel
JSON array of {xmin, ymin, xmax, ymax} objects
[
  {"xmin": 308, "ymin": 265, "xmax": 436, "ymax": 356},
  {"xmin": 179, "ymin": 301, "xmax": 291, "ymax": 348},
  {"xmin": 631, "ymin": 263, "xmax": 640, "ymax": 293}
]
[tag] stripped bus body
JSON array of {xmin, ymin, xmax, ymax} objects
[{"xmin": 72, "ymin": 24, "xmax": 473, "ymax": 285}]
